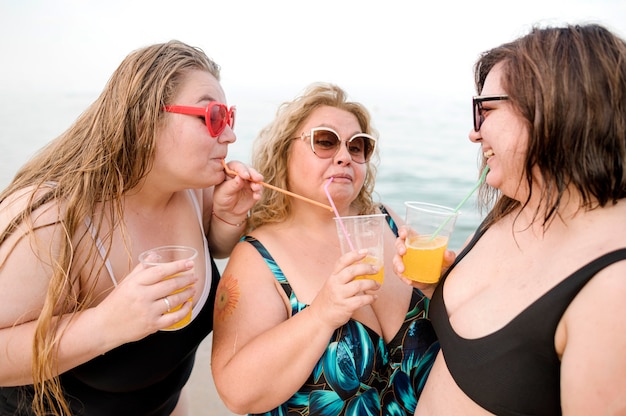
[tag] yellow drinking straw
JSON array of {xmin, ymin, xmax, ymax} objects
[{"xmin": 221, "ymin": 160, "xmax": 334, "ymax": 212}]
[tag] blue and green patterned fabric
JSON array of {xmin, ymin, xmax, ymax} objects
[{"xmin": 243, "ymin": 206, "xmax": 438, "ymax": 415}]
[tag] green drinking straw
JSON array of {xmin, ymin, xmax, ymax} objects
[{"xmin": 428, "ymin": 165, "xmax": 490, "ymax": 241}]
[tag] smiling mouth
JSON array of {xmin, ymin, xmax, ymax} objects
[{"xmin": 484, "ymin": 149, "xmax": 495, "ymax": 159}]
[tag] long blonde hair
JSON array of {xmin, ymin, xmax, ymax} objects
[
  {"xmin": 0, "ymin": 40, "xmax": 220, "ymax": 415},
  {"xmin": 248, "ymin": 83, "xmax": 379, "ymax": 231}
]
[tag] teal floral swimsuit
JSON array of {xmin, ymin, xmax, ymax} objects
[{"xmin": 245, "ymin": 206, "xmax": 439, "ymax": 415}]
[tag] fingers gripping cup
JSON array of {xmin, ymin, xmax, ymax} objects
[
  {"xmin": 334, "ymin": 214, "xmax": 386, "ymax": 284},
  {"xmin": 139, "ymin": 245, "xmax": 198, "ymax": 331},
  {"xmin": 402, "ymin": 202, "xmax": 459, "ymax": 284}
]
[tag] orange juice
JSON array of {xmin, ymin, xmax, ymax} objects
[
  {"xmin": 354, "ymin": 255, "xmax": 384, "ymax": 284},
  {"xmin": 138, "ymin": 245, "xmax": 197, "ymax": 331},
  {"xmin": 162, "ymin": 273, "xmax": 193, "ymax": 331},
  {"xmin": 403, "ymin": 235, "xmax": 448, "ymax": 283}
]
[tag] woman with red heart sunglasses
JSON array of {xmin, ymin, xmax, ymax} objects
[{"xmin": 0, "ymin": 40, "xmax": 262, "ymax": 415}]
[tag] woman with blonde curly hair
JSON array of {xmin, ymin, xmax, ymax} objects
[
  {"xmin": 212, "ymin": 83, "xmax": 441, "ymax": 415},
  {"xmin": 0, "ymin": 40, "xmax": 261, "ymax": 415}
]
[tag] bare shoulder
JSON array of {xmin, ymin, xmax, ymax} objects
[
  {"xmin": 560, "ymin": 249, "xmax": 626, "ymax": 354},
  {"xmin": 212, "ymin": 235, "xmax": 290, "ymax": 362},
  {"xmin": 1, "ymin": 185, "xmax": 61, "ymax": 225},
  {"xmin": 214, "ymin": 235, "xmax": 289, "ymax": 329},
  {"xmin": 560, "ymin": 255, "xmax": 626, "ymax": 413},
  {"xmin": 560, "ymin": 205, "xmax": 626, "ymax": 412},
  {"xmin": 0, "ymin": 186, "xmax": 66, "ymax": 327},
  {"xmin": 576, "ymin": 254, "xmax": 626, "ymax": 304},
  {"xmin": 221, "ymin": 234, "xmax": 277, "ymax": 285},
  {"xmin": 564, "ymin": 248, "xmax": 626, "ymax": 315}
]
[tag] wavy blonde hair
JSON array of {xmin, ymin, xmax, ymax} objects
[
  {"xmin": 248, "ymin": 83, "xmax": 379, "ymax": 231},
  {"xmin": 0, "ymin": 40, "xmax": 220, "ymax": 415}
]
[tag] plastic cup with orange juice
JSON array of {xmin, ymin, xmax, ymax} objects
[
  {"xmin": 138, "ymin": 245, "xmax": 197, "ymax": 330},
  {"xmin": 402, "ymin": 202, "xmax": 459, "ymax": 284},
  {"xmin": 334, "ymin": 214, "xmax": 386, "ymax": 284}
]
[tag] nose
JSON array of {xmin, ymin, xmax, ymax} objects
[
  {"xmin": 333, "ymin": 141, "xmax": 352, "ymax": 165},
  {"xmin": 217, "ymin": 124, "xmax": 236, "ymax": 144},
  {"xmin": 469, "ymin": 128, "xmax": 482, "ymax": 143}
]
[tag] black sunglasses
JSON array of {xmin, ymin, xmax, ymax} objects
[{"xmin": 472, "ymin": 95, "xmax": 509, "ymax": 131}]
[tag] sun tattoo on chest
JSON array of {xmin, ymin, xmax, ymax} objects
[{"xmin": 215, "ymin": 273, "xmax": 240, "ymax": 321}]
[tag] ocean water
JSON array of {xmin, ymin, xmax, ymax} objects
[{"xmin": 0, "ymin": 86, "xmax": 484, "ymax": 250}]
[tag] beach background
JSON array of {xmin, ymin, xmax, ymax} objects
[
  {"xmin": 1, "ymin": 1, "xmax": 624, "ymax": 415},
  {"xmin": 0, "ymin": 86, "xmax": 478, "ymax": 416}
]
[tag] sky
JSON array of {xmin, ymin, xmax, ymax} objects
[{"xmin": 1, "ymin": 0, "xmax": 625, "ymax": 100}]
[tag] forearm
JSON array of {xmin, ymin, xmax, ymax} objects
[
  {"xmin": 213, "ymin": 307, "xmax": 335, "ymax": 414},
  {"xmin": 207, "ymin": 210, "xmax": 247, "ymax": 258},
  {"xmin": 0, "ymin": 308, "xmax": 120, "ymax": 386}
]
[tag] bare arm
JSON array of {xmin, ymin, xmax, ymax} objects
[
  {"xmin": 211, "ymin": 242, "xmax": 380, "ymax": 414},
  {"xmin": 205, "ymin": 161, "xmax": 263, "ymax": 258},
  {"xmin": 0, "ymin": 252, "xmax": 196, "ymax": 385},
  {"xmin": 559, "ymin": 262, "xmax": 626, "ymax": 414},
  {"xmin": 0, "ymin": 199, "xmax": 197, "ymax": 385}
]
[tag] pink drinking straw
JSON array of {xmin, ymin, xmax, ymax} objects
[{"xmin": 324, "ymin": 177, "xmax": 356, "ymax": 251}]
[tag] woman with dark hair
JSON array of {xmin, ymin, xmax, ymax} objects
[{"xmin": 395, "ymin": 24, "xmax": 626, "ymax": 415}]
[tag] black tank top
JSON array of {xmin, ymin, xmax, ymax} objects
[
  {"xmin": 0, "ymin": 256, "xmax": 220, "ymax": 416},
  {"xmin": 431, "ymin": 222, "xmax": 626, "ymax": 416}
]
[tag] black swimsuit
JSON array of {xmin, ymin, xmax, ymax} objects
[
  {"xmin": 0, "ymin": 257, "xmax": 219, "ymax": 416},
  {"xmin": 431, "ymin": 221, "xmax": 626, "ymax": 416},
  {"xmin": 0, "ymin": 191, "xmax": 219, "ymax": 415}
]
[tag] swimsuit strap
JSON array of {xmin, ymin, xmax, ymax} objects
[
  {"xmin": 85, "ymin": 217, "xmax": 118, "ymax": 287},
  {"xmin": 186, "ymin": 190, "xmax": 211, "ymax": 319},
  {"xmin": 242, "ymin": 207, "xmax": 397, "ymax": 316},
  {"xmin": 379, "ymin": 204, "xmax": 399, "ymax": 237},
  {"xmin": 242, "ymin": 236, "xmax": 307, "ymax": 315}
]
